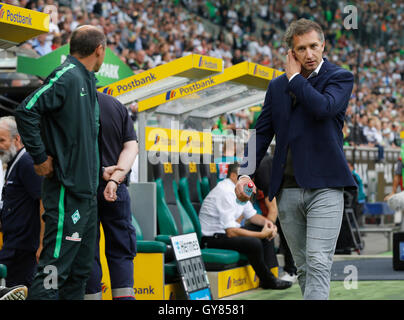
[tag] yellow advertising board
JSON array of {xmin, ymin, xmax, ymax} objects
[
  {"xmin": 0, "ymin": 3, "xmax": 49, "ymax": 47},
  {"xmin": 215, "ymin": 265, "xmax": 259, "ymax": 299},
  {"xmin": 133, "ymin": 253, "xmax": 165, "ymax": 300},
  {"xmin": 99, "ymin": 225, "xmax": 112, "ymax": 300},
  {"xmin": 98, "ymin": 54, "xmax": 223, "ymax": 97},
  {"xmin": 0, "ymin": 232, "xmax": 3, "ymax": 250},
  {"xmin": 138, "ymin": 61, "xmax": 283, "ymax": 112},
  {"xmin": 164, "ymin": 282, "xmax": 186, "ymax": 300},
  {"xmin": 209, "ymin": 265, "xmax": 278, "ymax": 299},
  {"xmin": 99, "ymin": 224, "xmax": 165, "ymax": 300},
  {"xmin": 145, "ymin": 127, "xmax": 212, "ymax": 155}
]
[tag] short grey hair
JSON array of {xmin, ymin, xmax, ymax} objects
[
  {"xmin": 0, "ymin": 116, "xmax": 19, "ymax": 138},
  {"xmin": 283, "ymin": 18, "xmax": 325, "ymax": 49}
]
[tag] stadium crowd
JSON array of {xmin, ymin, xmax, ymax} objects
[
  {"xmin": 0, "ymin": 0, "xmax": 403, "ymax": 301},
  {"xmin": 5, "ymin": 0, "xmax": 404, "ymax": 150}
]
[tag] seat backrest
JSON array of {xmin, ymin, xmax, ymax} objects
[
  {"xmin": 179, "ymin": 162, "xmax": 203, "ymax": 213},
  {"xmin": 200, "ymin": 163, "xmax": 218, "ymax": 198},
  {"xmin": 153, "ymin": 162, "xmax": 195, "ymax": 237},
  {"xmin": 178, "ymin": 162, "xmax": 205, "ymax": 242},
  {"xmin": 131, "ymin": 214, "xmax": 143, "ymax": 241}
]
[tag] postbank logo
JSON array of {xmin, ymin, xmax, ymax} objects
[
  {"xmin": 165, "ymin": 90, "xmax": 176, "ymax": 101},
  {"xmin": 178, "ymin": 77, "xmax": 215, "ymax": 96},
  {"xmin": 0, "ymin": 5, "xmax": 5, "ymax": 19},
  {"xmin": 227, "ymin": 276, "xmax": 247, "ymax": 289},
  {"xmin": 198, "ymin": 56, "xmax": 219, "ymax": 70},
  {"xmin": 186, "ymin": 136, "xmax": 192, "ymax": 146},
  {"xmin": 164, "ymin": 77, "xmax": 215, "ymax": 102},
  {"xmin": 102, "ymin": 86, "xmax": 114, "ymax": 95},
  {"xmin": 253, "ymin": 64, "xmax": 269, "ymax": 78},
  {"xmin": 154, "ymin": 134, "xmax": 160, "ymax": 145},
  {"xmin": 1, "ymin": 4, "xmax": 33, "ymax": 25},
  {"xmin": 113, "ymin": 72, "xmax": 157, "ymax": 95},
  {"xmin": 101, "ymin": 282, "xmax": 109, "ymax": 294},
  {"xmin": 134, "ymin": 285, "xmax": 155, "ymax": 295},
  {"xmin": 227, "ymin": 276, "xmax": 231, "ymax": 289}
]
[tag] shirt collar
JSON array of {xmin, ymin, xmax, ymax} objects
[
  {"xmin": 224, "ymin": 178, "xmax": 236, "ymax": 186},
  {"xmin": 307, "ymin": 58, "xmax": 324, "ymax": 79},
  {"xmin": 6, "ymin": 147, "xmax": 25, "ymax": 167}
]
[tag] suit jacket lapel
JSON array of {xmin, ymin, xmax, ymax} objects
[{"xmin": 307, "ymin": 58, "xmax": 329, "ymax": 87}]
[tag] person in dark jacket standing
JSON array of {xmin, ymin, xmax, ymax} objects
[
  {"xmin": 15, "ymin": 25, "xmax": 106, "ymax": 300},
  {"xmin": 85, "ymin": 92, "xmax": 138, "ymax": 300},
  {"xmin": 0, "ymin": 116, "xmax": 43, "ymax": 289},
  {"xmin": 235, "ymin": 19, "xmax": 356, "ymax": 300}
]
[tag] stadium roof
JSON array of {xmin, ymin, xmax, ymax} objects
[
  {"xmin": 0, "ymin": 3, "xmax": 49, "ymax": 49},
  {"xmin": 139, "ymin": 61, "xmax": 283, "ymax": 119},
  {"xmin": 98, "ymin": 54, "xmax": 223, "ymax": 105}
]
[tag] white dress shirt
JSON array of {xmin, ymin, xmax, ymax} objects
[
  {"xmin": 199, "ymin": 178, "xmax": 257, "ymax": 237},
  {"xmin": 289, "ymin": 58, "xmax": 324, "ymax": 82}
]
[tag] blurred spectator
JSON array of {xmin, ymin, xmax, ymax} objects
[
  {"xmin": 385, "ymin": 157, "xmax": 403, "ymax": 201},
  {"xmin": 0, "ymin": 117, "xmax": 43, "ymax": 288},
  {"xmin": 32, "ymin": 33, "xmax": 52, "ymax": 56},
  {"xmin": 51, "ymin": 35, "xmax": 62, "ymax": 51},
  {"xmin": 8, "ymin": 0, "xmax": 404, "ymax": 149},
  {"xmin": 363, "ymin": 117, "xmax": 385, "ymax": 161},
  {"xmin": 214, "ymin": 137, "xmax": 241, "ymax": 182},
  {"xmin": 199, "ymin": 163, "xmax": 292, "ymax": 290},
  {"xmin": 348, "ymin": 161, "xmax": 366, "ymax": 226}
]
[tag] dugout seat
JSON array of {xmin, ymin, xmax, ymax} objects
[
  {"xmin": 178, "ymin": 161, "xmax": 203, "ymax": 215},
  {"xmin": 153, "ymin": 162, "xmax": 240, "ymax": 271},
  {"xmin": 131, "ymin": 215, "xmax": 166, "ymax": 254},
  {"xmin": 131, "ymin": 214, "xmax": 178, "ymax": 281},
  {"xmin": 199, "ymin": 163, "xmax": 218, "ymax": 199}
]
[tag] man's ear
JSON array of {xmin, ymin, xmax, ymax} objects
[
  {"xmin": 95, "ymin": 44, "xmax": 104, "ymax": 57},
  {"xmin": 15, "ymin": 134, "xmax": 24, "ymax": 148}
]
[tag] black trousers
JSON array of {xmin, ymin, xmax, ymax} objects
[
  {"xmin": 85, "ymin": 183, "xmax": 137, "ymax": 300},
  {"xmin": 201, "ymin": 223, "xmax": 278, "ymax": 285},
  {"xmin": 0, "ymin": 248, "xmax": 37, "ymax": 288}
]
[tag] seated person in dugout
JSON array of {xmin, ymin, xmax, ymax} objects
[{"xmin": 198, "ymin": 163, "xmax": 292, "ymax": 290}]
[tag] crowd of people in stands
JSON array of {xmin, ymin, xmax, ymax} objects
[{"xmin": 5, "ymin": 0, "xmax": 404, "ymax": 150}]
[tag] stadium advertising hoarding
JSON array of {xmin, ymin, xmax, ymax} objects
[
  {"xmin": 0, "ymin": 3, "xmax": 49, "ymax": 48},
  {"xmin": 145, "ymin": 127, "xmax": 212, "ymax": 155},
  {"xmin": 17, "ymin": 44, "xmax": 134, "ymax": 87},
  {"xmin": 138, "ymin": 61, "xmax": 283, "ymax": 112},
  {"xmin": 99, "ymin": 54, "xmax": 223, "ymax": 97}
]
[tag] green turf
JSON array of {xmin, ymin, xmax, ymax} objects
[
  {"xmin": 379, "ymin": 251, "xmax": 393, "ymax": 256},
  {"xmin": 232, "ymin": 281, "xmax": 404, "ymax": 300}
]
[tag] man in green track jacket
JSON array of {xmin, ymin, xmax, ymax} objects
[{"xmin": 15, "ymin": 25, "xmax": 106, "ymax": 300}]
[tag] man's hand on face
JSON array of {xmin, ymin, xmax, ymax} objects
[{"xmin": 285, "ymin": 49, "xmax": 302, "ymax": 80}]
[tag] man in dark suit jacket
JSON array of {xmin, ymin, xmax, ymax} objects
[{"xmin": 235, "ymin": 19, "xmax": 356, "ymax": 300}]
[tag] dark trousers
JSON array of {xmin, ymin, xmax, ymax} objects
[
  {"xmin": 201, "ymin": 223, "xmax": 278, "ymax": 286},
  {"xmin": 85, "ymin": 183, "xmax": 137, "ymax": 300},
  {"xmin": 28, "ymin": 179, "xmax": 98, "ymax": 300},
  {"xmin": 0, "ymin": 247, "xmax": 37, "ymax": 287}
]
